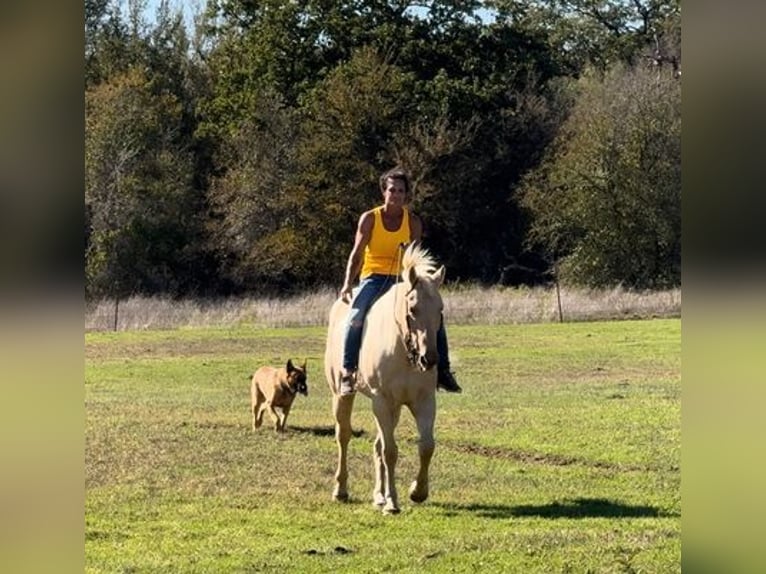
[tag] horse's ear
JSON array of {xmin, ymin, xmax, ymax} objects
[
  {"xmin": 407, "ymin": 265, "xmax": 419, "ymax": 289},
  {"xmin": 286, "ymin": 359, "xmax": 294, "ymax": 373},
  {"xmin": 302, "ymin": 358, "xmax": 307, "ymax": 371},
  {"xmin": 432, "ymin": 265, "xmax": 446, "ymax": 287}
]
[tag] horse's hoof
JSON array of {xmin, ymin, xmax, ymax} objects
[
  {"xmin": 409, "ymin": 490, "xmax": 429, "ymax": 503},
  {"xmin": 333, "ymin": 490, "xmax": 349, "ymax": 503},
  {"xmin": 382, "ymin": 502, "xmax": 400, "ymax": 515},
  {"xmin": 372, "ymin": 493, "xmax": 386, "ymax": 507}
]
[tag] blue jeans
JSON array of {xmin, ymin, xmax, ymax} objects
[{"xmin": 342, "ymin": 274, "xmax": 451, "ymax": 372}]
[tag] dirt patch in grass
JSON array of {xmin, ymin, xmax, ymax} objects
[{"xmin": 444, "ymin": 441, "xmax": 679, "ymax": 473}]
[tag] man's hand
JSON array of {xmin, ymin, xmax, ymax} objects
[{"xmin": 340, "ymin": 284, "xmax": 353, "ymax": 303}]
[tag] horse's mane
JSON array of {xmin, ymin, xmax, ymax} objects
[{"xmin": 401, "ymin": 242, "xmax": 438, "ymax": 277}]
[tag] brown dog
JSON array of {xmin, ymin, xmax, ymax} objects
[{"xmin": 250, "ymin": 359, "xmax": 308, "ymax": 433}]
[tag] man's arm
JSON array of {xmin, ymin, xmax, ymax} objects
[
  {"xmin": 409, "ymin": 211, "xmax": 423, "ymax": 242},
  {"xmin": 340, "ymin": 211, "xmax": 374, "ymax": 302}
]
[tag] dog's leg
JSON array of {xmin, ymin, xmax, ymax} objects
[
  {"xmin": 267, "ymin": 403, "xmax": 281, "ymax": 432},
  {"xmin": 253, "ymin": 387, "xmax": 266, "ymax": 430},
  {"xmin": 256, "ymin": 404, "xmax": 265, "ymax": 428},
  {"xmin": 279, "ymin": 403, "xmax": 292, "ymax": 432}
]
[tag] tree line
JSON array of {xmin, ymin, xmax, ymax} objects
[{"xmin": 85, "ymin": 0, "xmax": 681, "ymax": 299}]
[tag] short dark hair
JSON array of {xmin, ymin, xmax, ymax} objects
[{"xmin": 379, "ymin": 167, "xmax": 411, "ymax": 196}]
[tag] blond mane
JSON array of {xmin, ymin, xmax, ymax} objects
[{"xmin": 401, "ymin": 242, "xmax": 437, "ymax": 277}]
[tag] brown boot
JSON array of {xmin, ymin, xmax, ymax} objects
[{"xmin": 437, "ymin": 369, "xmax": 462, "ymax": 393}]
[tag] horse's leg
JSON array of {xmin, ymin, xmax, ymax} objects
[
  {"xmin": 372, "ymin": 433, "xmax": 386, "ymax": 507},
  {"xmin": 372, "ymin": 398, "xmax": 401, "ymax": 514},
  {"xmin": 332, "ymin": 393, "xmax": 355, "ymax": 502},
  {"xmin": 408, "ymin": 394, "xmax": 436, "ymax": 503}
]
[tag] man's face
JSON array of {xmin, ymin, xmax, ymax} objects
[{"xmin": 383, "ymin": 177, "xmax": 407, "ymax": 206}]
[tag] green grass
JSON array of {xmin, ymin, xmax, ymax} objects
[{"xmin": 85, "ymin": 318, "xmax": 680, "ymax": 573}]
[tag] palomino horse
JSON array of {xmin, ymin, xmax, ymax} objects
[{"xmin": 324, "ymin": 242, "xmax": 445, "ymax": 514}]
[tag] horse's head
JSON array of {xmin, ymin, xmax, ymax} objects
[{"xmin": 398, "ymin": 243, "xmax": 446, "ymax": 372}]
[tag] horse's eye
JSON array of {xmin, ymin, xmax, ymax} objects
[{"xmin": 409, "ymin": 306, "xmax": 418, "ymax": 318}]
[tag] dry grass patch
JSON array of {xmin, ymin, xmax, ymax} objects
[{"xmin": 86, "ymin": 285, "xmax": 680, "ymax": 331}]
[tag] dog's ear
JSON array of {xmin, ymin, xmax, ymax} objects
[{"xmin": 286, "ymin": 359, "xmax": 294, "ymax": 373}]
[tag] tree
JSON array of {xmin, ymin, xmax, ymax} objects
[
  {"xmin": 197, "ymin": 2, "xmax": 570, "ymax": 287},
  {"xmin": 487, "ymin": 0, "xmax": 681, "ymax": 73},
  {"xmin": 520, "ymin": 62, "xmax": 681, "ymax": 288},
  {"xmin": 86, "ymin": 0, "xmax": 129, "ymax": 86},
  {"xmin": 205, "ymin": 89, "xmax": 302, "ymax": 292},
  {"xmin": 84, "ymin": 0, "xmax": 681, "ymax": 295},
  {"xmin": 195, "ymin": 0, "xmax": 331, "ymax": 140},
  {"xmin": 85, "ymin": 1, "xmax": 216, "ymax": 297},
  {"xmin": 85, "ymin": 68, "xmax": 198, "ymax": 297},
  {"xmin": 206, "ymin": 47, "xmax": 415, "ymax": 292}
]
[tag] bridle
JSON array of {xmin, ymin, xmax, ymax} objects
[
  {"xmin": 392, "ymin": 245, "xmax": 422, "ymax": 368},
  {"xmin": 402, "ymin": 296, "xmax": 420, "ymax": 367}
]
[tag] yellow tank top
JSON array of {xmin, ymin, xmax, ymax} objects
[{"xmin": 360, "ymin": 207, "xmax": 411, "ymax": 278}]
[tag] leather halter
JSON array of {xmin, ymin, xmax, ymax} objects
[
  {"xmin": 393, "ymin": 244, "xmax": 423, "ymax": 367},
  {"xmin": 398, "ymin": 286, "xmax": 421, "ymax": 367}
]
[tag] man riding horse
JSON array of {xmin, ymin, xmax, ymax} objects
[{"xmin": 336, "ymin": 167, "xmax": 462, "ymax": 396}]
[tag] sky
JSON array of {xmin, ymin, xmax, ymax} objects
[{"xmin": 124, "ymin": 0, "xmax": 199, "ymax": 31}]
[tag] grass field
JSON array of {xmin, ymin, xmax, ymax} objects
[{"xmin": 85, "ymin": 318, "xmax": 680, "ymax": 573}]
